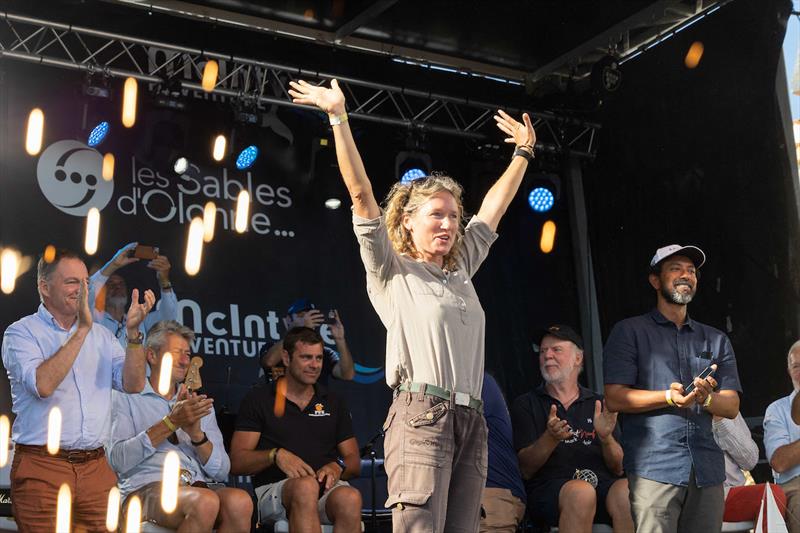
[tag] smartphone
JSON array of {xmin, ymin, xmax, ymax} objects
[
  {"xmin": 684, "ymin": 365, "xmax": 716, "ymax": 394},
  {"xmin": 323, "ymin": 310, "xmax": 337, "ymax": 324},
  {"xmin": 133, "ymin": 245, "xmax": 158, "ymax": 260}
]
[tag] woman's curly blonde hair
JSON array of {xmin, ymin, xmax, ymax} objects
[{"xmin": 384, "ymin": 174, "xmax": 465, "ymax": 271}]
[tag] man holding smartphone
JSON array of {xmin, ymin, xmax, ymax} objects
[
  {"xmin": 259, "ymin": 298, "xmax": 355, "ymax": 384},
  {"xmin": 90, "ymin": 242, "xmax": 179, "ymax": 345},
  {"xmin": 603, "ymin": 244, "xmax": 742, "ymax": 533}
]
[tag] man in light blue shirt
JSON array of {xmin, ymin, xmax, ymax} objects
[
  {"xmin": 90, "ymin": 242, "xmax": 178, "ymax": 345},
  {"xmin": 2, "ymin": 248, "xmax": 153, "ymax": 532},
  {"xmin": 108, "ymin": 320, "xmax": 252, "ymax": 531},
  {"xmin": 763, "ymin": 340, "xmax": 800, "ymax": 533}
]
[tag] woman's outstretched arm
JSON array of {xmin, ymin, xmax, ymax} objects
[
  {"xmin": 289, "ymin": 79, "xmax": 380, "ymax": 219},
  {"xmin": 476, "ymin": 110, "xmax": 536, "ymax": 232}
]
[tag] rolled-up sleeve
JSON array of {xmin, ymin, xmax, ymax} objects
[
  {"xmin": 714, "ymin": 337, "xmax": 742, "ymax": 392},
  {"xmin": 764, "ymin": 399, "xmax": 792, "ymax": 462},
  {"xmin": 713, "ymin": 414, "xmax": 758, "ymax": 471},
  {"xmin": 144, "ymin": 289, "xmax": 179, "ymax": 331},
  {"xmin": 198, "ymin": 411, "xmax": 230, "ymax": 482},
  {"xmin": 458, "ymin": 216, "xmax": 498, "ymax": 278},
  {"xmin": 108, "ymin": 391, "xmax": 157, "ymax": 476},
  {"xmin": 603, "ymin": 321, "xmax": 639, "ymax": 386},
  {"xmin": 352, "ymin": 212, "xmax": 395, "ymax": 284},
  {"xmin": 510, "ymin": 395, "xmax": 540, "ymax": 451},
  {"xmin": 2, "ymin": 323, "xmax": 45, "ymax": 399}
]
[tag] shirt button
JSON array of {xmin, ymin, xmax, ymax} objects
[{"xmin": 442, "ymin": 279, "xmax": 447, "ymax": 284}]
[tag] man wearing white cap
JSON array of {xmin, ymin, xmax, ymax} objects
[{"xmin": 603, "ymin": 244, "xmax": 742, "ymax": 533}]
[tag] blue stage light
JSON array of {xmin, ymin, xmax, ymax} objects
[
  {"xmin": 400, "ymin": 168, "xmax": 426, "ymax": 184},
  {"xmin": 87, "ymin": 121, "xmax": 110, "ymax": 147},
  {"xmin": 236, "ymin": 145, "xmax": 259, "ymax": 170},
  {"xmin": 528, "ymin": 187, "xmax": 554, "ymax": 213}
]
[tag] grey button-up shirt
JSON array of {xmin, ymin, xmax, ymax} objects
[{"xmin": 603, "ymin": 308, "xmax": 742, "ymax": 487}]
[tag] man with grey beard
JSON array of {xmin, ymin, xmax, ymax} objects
[
  {"xmin": 510, "ymin": 325, "xmax": 633, "ymax": 533},
  {"xmin": 90, "ymin": 242, "xmax": 178, "ymax": 345},
  {"xmin": 604, "ymin": 245, "xmax": 742, "ymax": 533}
]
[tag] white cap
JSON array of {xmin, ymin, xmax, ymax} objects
[{"xmin": 650, "ymin": 244, "xmax": 706, "ymax": 269}]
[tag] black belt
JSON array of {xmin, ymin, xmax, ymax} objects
[{"xmin": 15, "ymin": 443, "xmax": 105, "ymax": 464}]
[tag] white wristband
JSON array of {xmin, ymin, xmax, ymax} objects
[
  {"xmin": 665, "ymin": 389, "xmax": 675, "ymax": 407},
  {"xmin": 329, "ymin": 113, "xmax": 348, "ymax": 126}
]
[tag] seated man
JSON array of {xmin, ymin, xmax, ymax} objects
[
  {"xmin": 714, "ymin": 412, "xmax": 786, "ymax": 524},
  {"xmin": 764, "ymin": 340, "xmax": 800, "ymax": 533},
  {"xmin": 109, "ymin": 320, "xmax": 252, "ymax": 532},
  {"xmin": 91, "ymin": 242, "xmax": 178, "ymax": 345},
  {"xmin": 510, "ymin": 325, "xmax": 633, "ymax": 533},
  {"xmin": 231, "ymin": 327, "xmax": 362, "ymax": 532},
  {"xmin": 259, "ymin": 298, "xmax": 354, "ymax": 383}
]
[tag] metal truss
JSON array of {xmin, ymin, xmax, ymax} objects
[
  {"xmin": 531, "ymin": 0, "xmax": 731, "ymax": 85},
  {"xmin": 0, "ymin": 12, "xmax": 599, "ymax": 157}
]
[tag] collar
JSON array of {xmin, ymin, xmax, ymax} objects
[
  {"xmin": 268, "ymin": 379, "xmax": 328, "ymax": 400},
  {"xmin": 649, "ymin": 307, "xmax": 695, "ymax": 330},
  {"xmin": 535, "ymin": 383, "xmax": 594, "ymax": 402},
  {"xmin": 142, "ymin": 379, "xmax": 180, "ymax": 402},
  {"xmin": 37, "ymin": 303, "xmax": 75, "ymax": 332}
]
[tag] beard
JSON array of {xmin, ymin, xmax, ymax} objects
[
  {"xmin": 540, "ymin": 353, "xmax": 578, "ymax": 384},
  {"xmin": 660, "ymin": 281, "xmax": 695, "ymax": 305},
  {"xmin": 106, "ymin": 295, "xmax": 128, "ymax": 308}
]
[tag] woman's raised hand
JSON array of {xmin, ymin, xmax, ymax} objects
[
  {"xmin": 288, "ymin": 79, "xmax": 346, "ymax": 116},
  {"xmin": 494, "ymin": 110, "xmax": 536, "ymax": 149}
]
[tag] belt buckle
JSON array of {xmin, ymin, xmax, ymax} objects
[
  {"xmin": 454, "ymin": 392, "xmax": 470, "ymax": 406},
  {"xmin": 179, "ymin": 469, "xmax": 193, "ymax": 486},
  {"xmin": 66, "ymin": 451, "xmax": 85, "ymax": 463}
]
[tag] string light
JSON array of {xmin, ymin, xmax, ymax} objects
[
  {"xmin": 157, "ymin": 353, "xmax": 173, "ymax": 396},
  {"xmin": 234, "ymin": 190, "xmax": 249, "ymax": 233},
  {"xmin": 202, "ymin": 60, "xmax": 218, "ymax": 92},
  {"xmin": 56, "ymin": 484, "xmax": 72, "ymax": 533},
  {"xmin": 47, "ymin": 406, "xmax": 62, "ymax": 455},
  {"xmin": 203, "ymin": 201, "xmax": 217, "ymax": 243},
  {"xmin": 122, "ymin": 77, "xmax": 138, "ymax": 128},
  {"xmin": 212, "ymin": 134, "xmax": 227, "ymax": 162},
  {"xmin": 161, "ymin": 451, "xmax": 180, "ymax": 513},
  {"xmin": 102, "ymin": 153, "xmax": 115, "ymax": 181},
  {"xmin": 184, "ymin": 217, "xmax": 204, "ymax": 276},
  {"xmin": 85, "ymin": 208, "xmax": 100, "ymax": 255},
  {"xmin": 105, "ymin": 487, "xmax": 121, "ymax": 532},
  {"xmin": 25, "ymin": 108, "xmax": 44, "ymax": 156}
]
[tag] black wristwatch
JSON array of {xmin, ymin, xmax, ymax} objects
[
  {"xmin": 191, "ymin": 433, "xmax": 209, "ymax": 446},
  {"xmin": 335, "ymin": 457, "xmax": 346, "ymax": 472}
]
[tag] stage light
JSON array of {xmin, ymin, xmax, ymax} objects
[
  {"xmin": 0, "ymin": 415, "xmax": 9, "ymax": 468},
  {"xmin": 202, "ymin": 60, "xmax": 219, "ymax": 92},
  {"xmin": 235, "ymin": 190, "xmax": 250, "ymax": 233},
  {"xmin": 125, "ymin": 496, "xmax": 142, "ymax": 533},
  {"xmin": 105, "ymin": 487, "xmax": 121, "ymax": 532},
  {"xmin": 236, "ymin": 145, "xmax": 259, "ymax": 170},
  {"xmin": 325, "ymin": 198, "xmax": 342, "ymax": 210},
  {"xmin": 44, "ymin": 244, "xmax": 56, "ymax": 263},
  {"xmin": 56, "ymin": 484, "xmax": 71, "ymax": 533},
  {"xmin": 88, "ymin": 121, "xmax": 110, "ymax": 147},
  {"xmin": 395, "ymin": 150, "xmax": 432, "ymax": 183},
  {"xmin": 122, "ymin": 77, "xmax": 138, "ymax": 128},
  {"xmin": 25, "ymin": 108, "xmax": 44, "ymax": 156},
  {"xmin": 102, "ymin": 153, "xmax": 115, "ymax": 181},
  {"xmin": 161, "ymin": 451, "xmax": 180, "ymax": 513},
  {"xmin": 528, "ymin": 187, "xmax": 555, "ymax": 213},
  {"xmin": 1, "ymin": 249, "xmax": 20, "ymax": 295},
  {"xmin": 685, "ymin": 41, "xmax": 704, "ymax": 69},
  {"xmin": 173, "ymin": 157, "xmax": 189, "ymax": 175},
  {"xmin": 203, "ymin": 201, "xmax": 217, "ymax": 242},
  {"xmin": 157, "ymin": 352, "xmax": 173, "ymax": 395},
  {"xmin": 401, "ymin": 168, "xmax": 426, "ymax": 184},
  {"xmin": 540, "ymin": 220, "xmax": 556, "ymax": 253},
  {"xmin": 212, "ymin": 134, "xmax": 227, "ymax": 162},
  {"xmin": 185, "ymin": 217, "xmax": 204, "ymax": 276},
  {"xmin": 48, "ymin": 406, "xmax": 62, "ymax": 455},
  {"xmin": 85, "ymin": 208, "xmax": 100, "ymax": 255}
]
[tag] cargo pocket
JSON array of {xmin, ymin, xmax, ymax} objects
[{"xmin": 404, "ymin": 400, "xmax": 450, "ymax": 468}]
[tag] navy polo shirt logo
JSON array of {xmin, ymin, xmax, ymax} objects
[{"xmin": 309, "ymin": 402, "xmax": 331, "ymax": 417}]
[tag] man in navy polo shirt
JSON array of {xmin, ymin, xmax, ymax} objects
[
  {"xmin": 230, "ymin": 327, "xmax": 362, "ymax": 532},
  {"xmin": 604, "ymin": 244, "xmax": 742, "ymax": 533},
  {"xmin": 511, "ymin": 325, "xmax": 633, "ymax": 532}
]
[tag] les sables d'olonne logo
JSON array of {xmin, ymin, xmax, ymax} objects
[{"xmin": 36, "ymin": 140, "xmax": 114, "ymax": 216}]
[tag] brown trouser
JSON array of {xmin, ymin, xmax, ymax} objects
[
  {"xmin": 383, "ymin": 390, "xmax": 488, "ymax": 533},
  {"xmin": 780, "ymin": 475, "xmax": 800, "ymax": 533},
  {"xmin": 11, "ymin": 445, "xmax": 117, "ymax": 533},
  {"xmin": 479, "ymin": 487, "xmax": 526, "ymax": 533}
]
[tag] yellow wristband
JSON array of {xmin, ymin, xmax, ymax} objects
[
  {"xmin": 665, "ymin": 389, "xmax": 675, "ymax": 407},
  {"xmin": 162, "ymin": 415, "xmax": 177, "ymax": 433},
  {"xmin": 329, "ymin": 113, "xmax": 348, "ymax": 126},
  {"xmin": 704, "ymin": 394, "xmax": 712, "ymax": 408}
]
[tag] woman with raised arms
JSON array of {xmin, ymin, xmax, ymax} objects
[{"xmin": 289, "ymin": 78, "xmax": 535, "ymax": 532}]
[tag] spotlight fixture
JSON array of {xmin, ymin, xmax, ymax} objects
[
  {"xmin": 235, "ymin": 145, "xmax": 259, "ymax": 170},
  {"xmin": 173, "ymin": 157, "xmax": 189, "ymax": 175},
  {"xmin": 528, "ymin": 187, "xmax": 554, "ymax": 213},
  {"xmin": 87, "ymin": 121, "xmax": 110, "ymax": 147},
  {"xmin": 400, "ymin": 168, "xmax": 426, "ymax": 184},
  {"xmin": 395, "ymin": 151, "xmax": 431, "ymax": 183}
]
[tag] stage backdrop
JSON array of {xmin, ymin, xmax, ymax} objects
[{"xmin": 0, "ymin": 60, "xmax": 580, "ymax": 449}]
